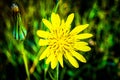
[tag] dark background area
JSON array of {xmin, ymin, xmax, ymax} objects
[{"xmin": 0, "ymin": 0, "xmax": 120, "ymax": 80}]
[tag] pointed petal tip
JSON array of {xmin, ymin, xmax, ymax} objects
[
  {"xmin": 52, "ymin": 12, "xmax": 56, "ymax": 15},
  {"xmin": 39, "ymin": 57, "xmax": 42, "ymax": 60},
  {"xmin": 60, "ymin": 63, "xmax": 64, "ymax": 68},
  {"xmin": 81, "ymin": 58, "xmax": 87, "ymax": 63},
  {"xmin": 36, "ymin": 30, "xmax": 39, "ymax": 35},
  {"xmin": 76, "ymin": 33, "xmax": 93, "ymax": 39},
  {"xmin": 84, "ymin": 24, "xmax": 89, "ymax": 29},
  {"xmin": 51, "ymin": 12, "xmax": 61, "ymax": 27},
  {"xmin": 83, "ymin": 60, "xmax": 87, "ymax": 63},
  {"xmin": 70, "ymin": 24, "xmax": 90, "ymax": 35},
  {"xmin": 90, "ymin": 34, "xmax": 94, "ymax": 37},
  {"xmin": 42, "ymin": 18, "xmax": 45, "ymax": 21},
  {"xmin": 46, "ymin": 60, "xmax": 50, "ymax": 64},
  {"xmin": 37, "ymin": 30, "xmax": 43, "ymax": 37},
  {"xmin": 39, "ymin": 55, "xmax": 45, "ymax": 60},
  {"xmin": 51, "ymin": 65, "xmax": 56, "ymax": 69},
  {"xmin": 66, "ymin": 13, "xmax": 74, "ymax": 25},
  {"xmin": 61, "ymin": 65, "xmax": 64, "ymax": 68},
  {"xmin": 83, "ymin": 24, "xmax": 89, "ymax": 29},
  {"xmin": 74, "ymin": 65, "xmax": 79, "ymax": 68},
  {"xmin": 70, "ymin": 13, "xmax": 74, "ymax": 17},
  {"xmin": 51, "ymin": 59, "xmax": 58, "ymax": 69},
  {"xmin": 86, "ymin": 24, "xmax": 89, "ymax": 26},
  {"xmin": 36, "ymin": 30, "xmax": 50, "ymax": 38},
  {"xmin": 88, "ymin": 34, "xmax": 93, "ymax": 39},
  {"xmin": 38, "ymin": 39, "xmax": 49, "ymax": 46},
  {"xmin": 82, "ymin": 24, "xmax": 89, "ymax": 28},
  {"xmin": 42, "ymin": 18, "xmax": 47, "ymax": 22}
]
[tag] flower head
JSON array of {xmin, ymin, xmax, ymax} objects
[{"xmin": 37, "ymin": 13, "xmax": 93, "ymax": 69}]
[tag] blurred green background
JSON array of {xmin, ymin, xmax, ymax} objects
[{"xmin": 0, "ymin": 0, "xmax": 120, "ymax": 80}]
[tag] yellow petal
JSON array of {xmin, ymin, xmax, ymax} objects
[
  {"xmin": 74, "ymin": 45, "xmax": 91, "ymax": 52},
  {"xmin": 70, "ymin": 24, "xmax": 89, "ymax": 35},
  {"xmin": 38, "ymin": 39, "xmax": 49, "ymax": 46},
  {"xmin": 66, "ymin": 13, "xmax": 74, "ymax": 25},
  {"xmin": 51, "ymin": 57, "xmax": 58, "ymax": 69},
  {"xmin": 76, "ymin": 33, "xmax": 93, "ymax": 39},
  {"xmin": 37, "ymin": 30, "xmax": 50, "ymax": 38},
  {"xmin": 42, "ymin": 19, "xmax": 52, "ymax": 31},
  {"xmin": 71, "ymin": 50, "xmax": 86, "ymax": 63},
  {"xmin": 57, "ymin": 53, "xmax": 64, "ymax": 67},
  {"xmin": 46, "ymin": 53, "xmax": 55, "ymax": 64},
  {"xmin": 75, "ymin": 41, "xmax": 88, "ymax": 46},
  {"xmin": 51, "ymin": 13, "xmax": 60, "ymax": 28},
  {"xmin": 39, "ymin": 47, "xmax": 50, "ymax": 60},
  {"xmin": 65, "ymin": 52, "xmax": 79, "ymax": 68}
]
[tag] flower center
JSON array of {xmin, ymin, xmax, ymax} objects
[{"xmin": 49, "ymin": 28, "xmax": 74, "ymax": 51}]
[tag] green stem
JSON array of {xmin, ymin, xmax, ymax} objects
[
  {"xmin": 23, "ymin": 51, "xmax": 30, "ymax": 80},
  {"xmin": 56, "ymin": 64, "xmax": 59, "ymax": 80},
  {"xmin": 20, "ymin": 42, "xmax": 30, "ymax": 80},
  {"xmin": 53, "ymin": 1, "xmax": 60, "ymax": 13},
  {"xmin": 6, "ymin": 33, "xmax": 30, "ymax": 80}
]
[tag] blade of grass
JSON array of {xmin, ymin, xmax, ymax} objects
[
  {"xmin": 52, "ymin": 1, "xmax": 60, "ymax": 13},
  {"xmin": 20, "ymin": 42, "xmax": 30, "ymax": 80}
]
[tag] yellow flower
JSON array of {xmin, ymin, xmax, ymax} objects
[{"xmin": 37, "ymin": 13, "xmax": 93, "ymax": 69}]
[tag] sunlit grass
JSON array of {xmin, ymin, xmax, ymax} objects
[{"xmin": 0, "ymin": 0, "xmax": 119, "ymax": 80}]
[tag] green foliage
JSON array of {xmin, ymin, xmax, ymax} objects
[{"xmin": 0, "ymin": 0, "xmax": 120, "ymax": 80}]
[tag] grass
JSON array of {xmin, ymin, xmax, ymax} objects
[{"xmin": 0, "ymin": 0, "xmax": 120, "ymax": 80}]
